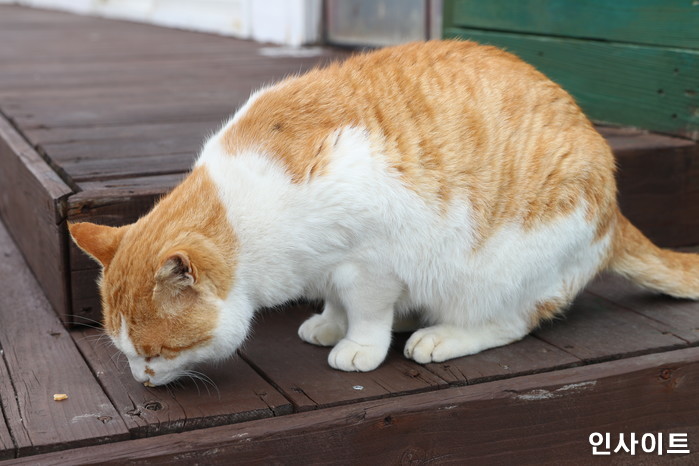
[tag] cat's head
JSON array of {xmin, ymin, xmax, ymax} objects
[{"xmin": 68, "ymin": 178, "xmax": 248, "ymax": 386}]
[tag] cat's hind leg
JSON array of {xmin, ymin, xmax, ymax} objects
[
  {"xmin": 298, "ymin": 299, "xmax": 347, "ymax": 347},
  {"xmin": 404, "ymin": 315, "xmax": 533, "ymax": 364}
]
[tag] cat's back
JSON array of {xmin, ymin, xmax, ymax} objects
[{"xmin": 223, "ymin": 41, "xmax": 616, "ymax": 240}]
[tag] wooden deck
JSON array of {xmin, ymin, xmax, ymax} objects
[{"xmin": 0, "ymin": 5, "xmax": 698, "ymax": 464}]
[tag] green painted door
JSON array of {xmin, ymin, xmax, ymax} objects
[{"xmin": 443, "ymin": 0, "xmax": 699, "ymax": 140}]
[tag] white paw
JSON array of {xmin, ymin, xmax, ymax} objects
[
  {"xmin": 328, "ymin": 338, "xmax": 387, "ymax": 372},
  {"xmin": 298, "ymin": 314, "xmax": 345, "ymax": 347},
  {"xmin": 404, "ymin": 327, "xmax": 466, "ymax": 364}
]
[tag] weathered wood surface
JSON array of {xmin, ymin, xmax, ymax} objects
[
  {"xmin": 609, "ymin": 129, "xmax": 699, "ymax": 247},
  {"xmin": 449, "ymin": 0, "xmax": 699, "ymax": 50},
  {"xmin": 422, "ymin": 333, "xmax": 580, "ymax": 385},
  {"xmin": 0, "ymin": 221, "xmax": 129, "ymax": 457},
  {"xmin": 73, "ymin": 328, "xmax": 292, "ymax": 438},
  {"xmin": 535, "ymin": 291, "xmax": 690, "ymax": 363},
  {"xmin": 16, "ymin": 347, "xmax": 699, "ymax": 465},
  {"xmin": 241, "ymin": 305, "xmax": 448, "ymax": 411},
  {"xmin": 0, "ymin": 114, "xmax": 73, "ymax": 322},
  {"xmin": 444, "ymin": 27, "xmax": 699, "ymax": 139},
  {"xmin": 0, "ymin": 357, "xmax": 17, "ymax": 460},
  {"xmin": 588, "ymin": 273, "xmax": 699, "ymax": 345}
]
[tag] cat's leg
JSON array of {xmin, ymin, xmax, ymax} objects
[
  {"xmin": 327, "ymin": 266, "xmax": 402, "ymax": 372},
  {"xmin": 298, "ymin": 299, "xmax": 347, "ymax": 347},
  {"xmin": 404, "ymin": 317, "xmax": 530, "ymax": 364}
]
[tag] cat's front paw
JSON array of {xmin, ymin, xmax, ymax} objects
[
  {"xmin": 328, "ymin": 338, "xmax": 386, "ymax": 372},
  {"xmin": 298, "ymin": 314, "xmax": 345, "ymax": 347}
]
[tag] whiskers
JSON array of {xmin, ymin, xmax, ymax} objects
[
  {"xmin": 67, "ymin": 314, "xmax": 114, "ymax": 350},
  {"xmin": 178, "ymin": 369, "xmax": 220, "ymax": 399}
]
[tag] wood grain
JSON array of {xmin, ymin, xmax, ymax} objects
[
  {"xmin": 0, "ymin": 114, "xmax": 73, "ymax": 321},
  {"xmin": 16, "ymin": 347, "xmax": 699, "ymax": 464},
  {"xmin": 423, "ymin": 335, "xmax": 580, "ymax": 385},
  {"xmin": 535, "ymin": 291, "xmax": 690, "ymax": 362},
  {"xmin": 72, "ymin": 328, "xmax": 292, "ymax": 438},
  {"xmin": 39, "ymin": 126, "xmax": 210, "ymax": 161},
  {"xmin": 61, "ymin": 152, "xmax": 196, "ymax": 182},
  {"xmin": 587, "ymin": 273, "xmax": 699, "ymax": 344},
  {"xmin": 448, "ymin": 0, "xmax": 699, "ymax": 50},
  {"xmin": 24, "ymin": 120, "xmax": 218, "ymax": 146},
  {"xmin": 611, "ymin": 133, "xmax": 699, "ymax": 247},
  {"xmin": 444, "ymin": 27, "xmax": 699, "ymax": 139},
  {"xmin": 241, "ymin": 305, "xmax": 448, "ymax": 411},
  {"xmin": 0, "ymin": 356, "xmax": 18, "ymax": 460},
  {"xmin": 0, "ymin": 220, "xmax": 129, "ymax": 456}
]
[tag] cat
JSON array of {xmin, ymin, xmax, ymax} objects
[{"xmin": 69, "ymin": 41, "xmax": 699, "ymax": 386}]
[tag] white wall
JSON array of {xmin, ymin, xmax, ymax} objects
[{"xmin": 1, "ymin": 0, "xmax": 322, "ymax": 46}]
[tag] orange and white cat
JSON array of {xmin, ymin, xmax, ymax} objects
[{"xmin": 70, "ymin": 41, "xmax": 699, "ymax": 386}]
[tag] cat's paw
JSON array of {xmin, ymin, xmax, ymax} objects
[
  {"xmin": 328, "ymin": 338, "xmax": 386, "ymax": 372},
  {"xmin": 404, "ymin": 326, "xmax": 467, "ymax": 364},
  {"xmin": 298, "ymin": 314, "xmax": 345, "ymax": 347}
]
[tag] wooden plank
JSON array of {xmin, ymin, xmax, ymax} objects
[
  {"xmin": 69, "ymin": 269, "xmax": 109, "ymax": 325},
  {"xmin": 444, "ymin": 28, "xmax": 699, "ymax": 139},
  {"xmin": 61, "ymin": 152, "xmax": 196, "ymax": 182},
  {"xmin": 0, "ymin": 220, "xmax": 129, "ymax": 456},
  {"xmin": 0, "ymin": 7, "xmax": 264, "ymax": 64},
  {"xmin": 587, "ymin": 274, "xmax": 699, "ymax": 344},
  {"xmin": 240, "ymin": 305, "xmax": 448, "ymax": 411},
  {"xmin": 0, "ymin": 114, "xmax": 73, "ymax": 321},
  {"xmin": 535, "ymin": 291, "xmax": 689, "ymax": 362},
  {"xmin": 38, "ymin": 126, "xmax": 210, "ymax": 160},
  {"xmin": 24, "ymin": 120, "xmax": 218, "ymax": 146},
  {"xmin": 0, "ymin": 55, "xmax": 329, "ymax": 89},
  {"xmin": 611, "ymin": 134, "xmax": 699, "ymax": 247},
  {"xmin": 10, "ymin": 101, "xmax": 233, "ymax": 131},
  {"xmin": 0, "ymin": 4, "xmax": 89, "ymax": 27},
  {"xmin": 422, "ymin": 335, "xmax": 580, "ymax": 385},
  {"xmin": 0, "ymin": 44, "xmax": 341, "ymax": 99},
  {"xmin": 0, "ymin": 355, "xmax": 18, "ymax": 460},
  {"xmin": 448, "ymin": 0, "xmax": 699, "ymax": 50},
  {"xmin": 18, "ymin": 347, "xmax": 699, "ymax": 464},
  {"xmin": 0, "ymin": 342, "xmax": 32, "ymax": 457},
  {"xmin": 72, "ymin": 328, "xmax": 292, "ymax": 438}
]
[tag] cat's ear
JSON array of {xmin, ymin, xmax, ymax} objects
[
  {"xmin": 155, "ymin": 251, "xmax": 197, "ymax": 297},
  {"xmin": 68, "ymin": 222, "xmax": 127, "ymax": 268}
]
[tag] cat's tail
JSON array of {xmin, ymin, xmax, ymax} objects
[{"xmin": 608, "ymin": 212, "xmax": 699, "ymax": 299}]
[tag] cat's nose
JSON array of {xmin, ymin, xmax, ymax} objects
[{"xmin": 130, "ymin": 365, "xmax": 148, "ymax": 383}]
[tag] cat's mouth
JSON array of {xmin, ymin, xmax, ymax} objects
[{"xmin": 128, "ymin": 355, "xmax": 189, "ymax": 387}]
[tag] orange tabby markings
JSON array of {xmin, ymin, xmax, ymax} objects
[
  {"xmin": 223, "ymin": 41, "xmax": 615, "ymax": 246},
  {"xmin": 70, "ymin": 167, "xmax": 237, "ymax": 356},
  {"xmin": 530, "ymin": 299, "xmax": 566, "ymax": 330}
]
